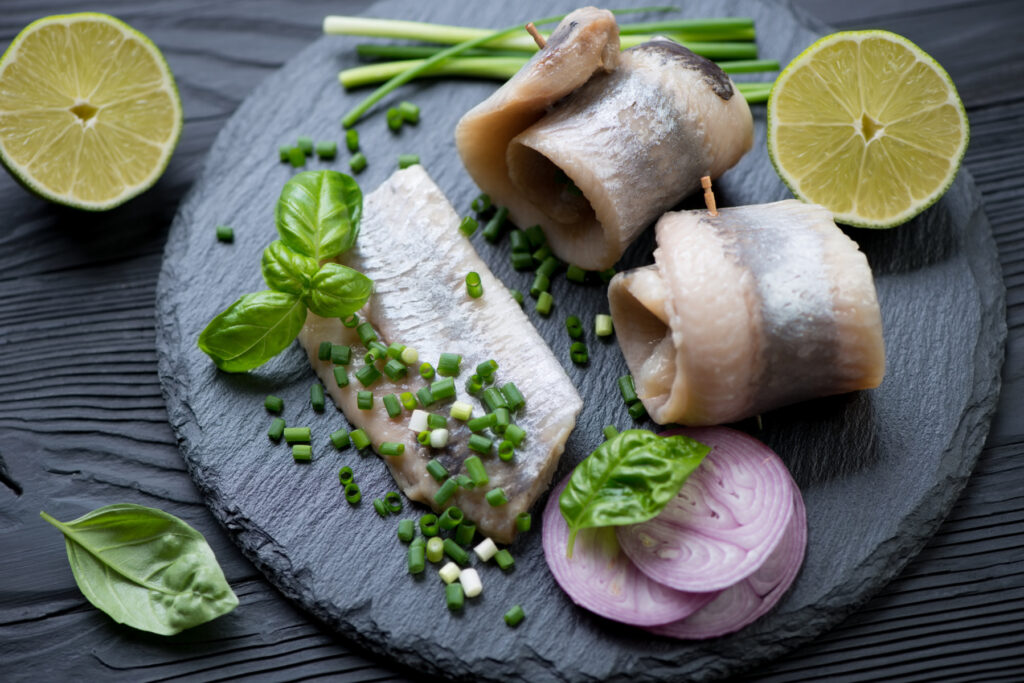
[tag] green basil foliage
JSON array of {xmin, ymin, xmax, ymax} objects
[
  {"xmin": 198, "ymin": 170, "xmax": 372, "ymax": 372},
  {"xmin": 40, "ymin": 504, "xmax": 239, "ymax": 636},
  {"xmin": 559, "ymin": 429, "xmax": 710, "ymax": 557}
]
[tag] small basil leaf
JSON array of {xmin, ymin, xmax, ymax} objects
[
  {"xmin": 261, "ymin": 240, "xmax": 318, "ymax": 295},
  {"xmin": 40, "ymin": 504, "xmax": 239, "ymax": 636},
  {"xmin": 197, "ymin": 290, "xmax": 307, "ymax": 372},
  {"xmin": 274, "ymin": 170, "xmax": 362, "ymax": 260},
  {"xmin": 305, "ymin": 263, "xmax": 373, "ymax": 318},
  {"xmin": 559, "ymin": 429, "xmax": 710, "ymax": 557}
]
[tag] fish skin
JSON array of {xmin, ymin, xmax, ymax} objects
[
  {"xmin": 609, "ymin": 200, "xmax": 885, "ymax": 426},
  {"xmin": 298, "ymin": 166, "xmax": 583, "ymax": 543}
]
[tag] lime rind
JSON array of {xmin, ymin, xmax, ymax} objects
[
  {"xmin": 767, "ymin": 30, "xmax": 969, "ymax": 229},
  {"xmin": 0, "ymin": 12, "xmax": 183, "ymax": 211}
]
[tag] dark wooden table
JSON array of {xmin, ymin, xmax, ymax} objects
[{"xmin": 2, "ymin": 1, "xmax": 1021, "ymax": 680}]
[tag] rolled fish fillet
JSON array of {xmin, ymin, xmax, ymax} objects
[
  {"xmin": 298, "ymin": 166, "xmax": 583, "ymax": 543},
  {"xmin": 456, "ymin": 7, "xmax": 753, "ymax": 271},
  {"xmin": 608, "ymin": 200, "xmax": 885, "ymax": 426}
]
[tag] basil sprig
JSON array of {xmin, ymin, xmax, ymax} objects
[
  {"xmin": 40, "ymin": 504, "xmax": 239, "ymax": 635},
  {"xmin": 559, "ymin": 430, "xmax": 710, "ymax": 557},
  {"xmin": 198, "ymin": 170, "xmax": 372, "ymax": 372}
]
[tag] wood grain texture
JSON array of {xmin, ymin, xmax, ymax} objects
[{"xmin": 0, "ymin": 0, "xmax": 1021, "ymax": 681}]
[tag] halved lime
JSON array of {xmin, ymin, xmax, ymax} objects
[
  {"xmin": 0, "ymin": 13, "xmax": 182, "ymax": 211},
  {"xmin": 767, "ymin": 30, "xmax": 968, "ymax": 228}
]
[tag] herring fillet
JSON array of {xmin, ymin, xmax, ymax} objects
[
  {"xmin": 608, "ymin": 200, "xmax": 885, "ymax": 426},
  {"xmin": 298, "ymin": 166, "xmax": 583, "ymax": 543}
]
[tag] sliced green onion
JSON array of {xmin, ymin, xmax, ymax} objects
[
  {"xmin": 454, "ymin": 521, "xmax": 476, "ymax": 546},
  {"xmin": 485, "ymin": 488, "xmax": 508, "ymax": 507},
  {"xmin": 401, "ymin": 346, "xmax": 419, "ymax": 365},
  {"xmin": 446, "ymin": 582, "xmax": 464, "ymax": 610},
  {"xmin": 331, "ymin": 344, "xmax": 352, "ymax": 365},
  {"xmin": 467, "ymin": 412, "xmax": 496, "ymax": 432},
  {"xmin": 380, "ymin": 441, "xmax": 404, "ymax": 456},
  {"xmin": 515, "ymin": 512, "xmax": 532, "ymax": 533},
  {"xmin": 504, "ymin": 605, "xmax": 525, "ymax": 627},
  {"xmin": 565, "ymin": 315, "xmax": 583, "ymax": 339},
  {"xmin": 411, "ymin": 535, "xmax": 425, "ymax": 549},
  {"xmin": 292, "ymin": 444, "xmax": 312, "ymax": 462},
  {"xmin": 383, "ymin": 394, "xmax": 402, "ymax": 418},
  {"xmin": 367, "ymin": 340, "xmax": 388, "ymax": 361},
  {"xmin": 434, "ymin": 477, "xmax": 458, "ymax": 505},
  {"xmin": 439, "ymin": 561, "xmax": 461, "ymax": 584},
  {"xmin": 629, "ymin": 401, "xmax": 648, "ymax": 420},
  {"xmin": 430, "ymin": 428, "xmax": 449, "ymax": 448},
  {"xmin": 408, "ymin": 543, "xmax": 426, "ymax": 574},
  {"xmin": 566, "ymin": 264, "xmax": 586, "ymax": 283},
  {"xmin": 426, "ymin": 459, "xmax": 448, "ymax": 482},
  {"xmin": 426, "ymin": 536, "xmax": 445, "ymax": 563},
  {"xmin": 356, "ymin": 322, "xmax": 378, "ymax": 346},
  {"xmin": 333, "ymin": 366, "xmax": 350, "ymax": 387},
  {"xmin": 311, "ymin": 383, "xmax": 326, "ymax": 412},
  {"xmin": 603, "ymin": 425, "xmax": 619, "ymax": 441},
  {"xmin": 482, "ymin": 206, "xmax": 509, "ymax": 243},
  {"xmin": 437, "ymin": 352, "xmax": 462, "ymax": 377},
  {"xmin": 497, "ymin": 440, "xmax": 514, "ymax": 461},
  {"xmin": 450, "ymin": 401, "xmax": 473, "ymax": 421},
  {"xmin": 471, "ymin": 193, "xmax": 491, "ymax": 213},
  {"xmin": 460, "ymin": 567, "xmax": 483, "ymax": 598},
  {"xmin": 278, "ymin": 145, "xmax": 291, "ymax": 162},
  {"xmin": 537, "ymin": 256, "xmax": 561, "ymax": 278},
  {"xmin": 296, "ymin": 136, "xmax": 313, "ymax": 155},
  {"xmin": 386, "ymin": 342, "xmax": 406, "ymax": 359},
  {"xmin": 500, "ymin": 382, "xmax": 525, "ymax": 412},
  {"xmin": 511, "ymin": 252, "xmax": 534, "ymax": 271},
  {"xmin": 386, "ymin": 106, "xmax": 403, "ymax": 131},
  {"xmin": 419, "ymin": 513, "xmax": 439, "ymax": 536},
  {"xmin": 474, "ymin": 537, "xmax": 498, "ymax": 562},
  {"xmin": 397, "ymin": 518, "xmax": 415, "ymax": 542},
  {"xmin": 482, "ymin": 386, "xmax": 508, "ymax": 413},
  {"xmin": 316, "ymin": 140, "xmax": 337, "ymax": 159},
  {"xmin": 504, "ymin": 423, "xmax": 526, "ymax": 447},
  {"xmin": 525, "ymin": 225, "xmax": 546, "ymax": 248},
  {"xmin": 288, "ymin": 147, "xmax": 305, "ymax": 167},
  {"xmin": 476, "ymin": 359, "xmax": 498, "ymax": 379},
  {"xmin": 494, "ymin": 548, "xmax": 515, "ymax": 570},
  {"xmin": 443, "ymin": 538, "xmax": 470, "ymax": 566},
  {"xmin": 464, "ymin": 455, "xmax": 489, "ymax": 487},
  {"xmin": 439, "ymin": 506, "xmax": 463, "ymax": 530},
  {"xmin": 416, "ymin": 386, "xmax": 436, "ymax": 407},
  {"xmin": 264, "ymin": 395, "xmax": 284, "ymax": 413},
  {"xmin": 595, "ymin": 314, "xmax": 614, "ymax": 337},
  {"xmin": 493, "ymin": 407, "xmax": 509, "ymax": 434},
  {"xmin": 532, "ymin": 244, "xmax": 552, "ymax": 263},
  {"xmin": 385, "ymin": 491, "xmax": 403, "ymax": 512},
  {"xmin": 351, "ymin": 429, "xmax": 370, "ymax": 450},
  {"xmin": 215, "ymin": 225, "xmax": 234, "ymax": 243},
  {"xmin": 330, "ymin": 428, "xmax": 351, "ymax": 449},
  {"xmin": 398, "ymin": 100, "xmax": 420, "ymax": 123},
  {"xmin": 357, "ymin": 390, "xmax": 373, "ymax": 410},
  {"xmin": 468, "ymin": 434, "xmax": 493, "ymax": 455},
  {"xmin": 618, "ymin": 375, "xmax": 639, "ymax": 405},
  {"xmin": 268, "ymin": 417, "xmax": 286, "ymax": 441},
  {"xmin": 536, "ymin": 291, "xmax": 554, "ymax": 316},
  {"xmin": 317, "ymin": 341, "xmax": 332, "ymax": 361},
  {"xmin": 338, "ymin": 465, "xmax": 354, "ymax": 484},
  {"xmin": 343, "ymin": 313, "xmax": 360, "ymax": 328},
  {"xmin": 431, "ymin": 377, "xmax": 456, "ymax": 401},
  {"xmin": 400, "ymin": 391, "xmax": 417, "ymax": 410},
  {"xmin": 509, "ymin": 229, "xmax": 530, "ymax": 253},
  {"xmin": 345, "ymin": 128, "xmax": 359, "ymax": 152},
  {"xmin": 283, "ymin": 427, "xmax": 310, "ymax": 443},
  {"xmin": 465, "ymin": 271, "xmax": 483, "ymax": 298},
  {"xmin": 529, "ymin": 273, "xmax": 550, "ymax": 298},
  {"xmin": 456, "ymin": 474, "xmax": 475, "ymax": 490},
  {"xmin": 355, "ymin": 364, "xmax": 381, "ymax": 388},
  {"xmin": 570, "ymin": 341, "xmax": 588, "ymax": 364},
  {"xmin": 599, "ymin": 267, "xmax": 617, "ymax": 283},
  {"xmin": 427, "ymin": 413, "xmax": 447, "ymax": 430},
  {"xmin": 398, "ymin": 153, "xmax": 420, "ymax": 169},
  {"xmin": 344, "ymin": 482, "xmax": 361, "ymax": 504},
  {"xmin": 350, "ymin": 152, "xmax": 368, "ymax": 173},
  {"xmin": 458, "ymin": 216, "xmax": 479, "ymax": 237},
  {"xmin": 509, "ymin": 289, "xmax": 524, "ymax": 306},
  {"xmin": 419, "ymin": 362, "xmax": 435, "ymax": 379},
  {"xmin": 417, "ymin": 430, "xmax": 431, "ymax": 445},
  {"xmin": 465, "ymin": 374, "xmax": 484, "ymax": 396},
  {"xmin": 383, "ymin": 358, "xmax": 407, "ymax": 380}
]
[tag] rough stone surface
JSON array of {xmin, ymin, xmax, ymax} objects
[{"xmin": 154, "ymin": 1, "xmax": 1005, "ymax": 680}]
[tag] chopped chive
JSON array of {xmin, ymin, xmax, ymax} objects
[
  {"xmin": 516, "ymin": 512, "xmax": 532, "ymax": 533},
  {"xmin": 494, "ymin": 548, "xmax": 515, "ymax": 571},
  {"xmin": 565, "ymin": 315, "xmax": 584, "ymax": 339},
  {"xmin": 465, "ymin": 271, "xmax": 483, "ymax": 298},
  {"xmin": 311, "ymin": 383, "xmax": 326, "ymax": 412},
  {"xmin": 431, "ymin": 377, "xmax": 456, "ymax": 401},
  {"xmin": 603, "ymin": 425, "xmax": 619, "ymax": 441},
  {"xmin": 317, "ymin": 341, "xmax": 332, "ymax": 361},
  {"xmin": 482, "ymin": 386, "xmax": 508, "ymax": 413},
  {"xmin": 385, "ymin": 491, "xmax": 403, "ymax": 512},
  {"xmin": 410, "ymin": 408, "xmax": 431, "ymax": 432},
  {"xmin": 357, "ymin": 390, "xmax": 374, "ymax": 410},
  {"xmin": 350, "ymin": 152, "xmax": 367, "ymax": 173},
  {"xmin": 618, "ymin": 375, "xmax": 639, "ymax": 405},
  {"xmin": 330, "ymin": 428, "xmax": 351, "ymax": 449},
  {"xmin": 437, "ymin": 353, "xmax": 462, "ymax": 377},
  {"xmin": 398, "ymin": 100, "xmax": 420, "ymax": 124},
  {"xmin": 215, "ymin": 225, "xmax": 234, "ymax": 243},
  {"xmin": 399, "ymin": 391, "xmax": 417, "ymax": 411},
  {"xmin": 504, "ymin": 424, "xmax": 526, "ymax": 447},
  {"xmin": 474, "ymin": 538, "xmax": 498, "ymax": 562},
  {"xmin": 411, "ymin": 535, "xmax": 425, "ymax": 549},
  {"xmin": 504, "ymin": 605, "xmax": 525, "ymax": 627},
  {"xmin": 430, "ymin": 428, "xmax": 449, "ymax": 448},
  {"xmin": 372, "ymin": 498, "xmax": 389, "ymax": 517},
  {"xmin": 397, "ymin": 519, "xmax": 415, "ymax": 542},
  {"xmin": 342, "ymin": 313, "xmax": 359, "ymax": 328},
  {"xmin": 351, "ymin": 429, "xmax": 370, "ymax": 450},
  {"xmin": 386, "ymin": 107, "xmax": 403, "ymax": 131},
  {"xmin": 456, "ymin": 474, "xmax": 475, "ymax": 490},
  {"xmin": 434, "ymin": 477, "xmax": 458, "ymax": 504},
  {"xmin": 400, "ymin": 347, "xmax": 419, "ymax": 365},
  {"xmin": 566, "ymin": 264, "xmax": 587, "ymax": 283},
  {"xmin": 500, "ymin": 382, "xmax": 525, "ymax": 412},
  {"xmin": 338, "ymin": 465, "xmax": 354, "ymax": 484},
  {"xmin": 264, "ymin": 395, "xmax": 284, "ymax": 413},
  {"xmin": 532, "ymin": 244, "xmax": 552, "ymax": 263},
  {"xmin": 419, "ymin": 513, "xmax": 439, "ymax": 536},
  {"xmin": 383, "ymin": 358, "xmax": 408, "ymax": 380},
  {"xmin": 476, "ymin": 359, "xmax": 498, "ymax": 379},
  {"xmin": 446, "ymin": 582, "xmax": 464, "ymax": 610},
  {"xmin": 493, "ymin": 407, "xmax": 509, "ymax": 434},
  {"xmin": 595, "ymin": 314, "xmax": 614, "ymax": 337},
  {"xmin": 288, "ymin": 146, "xmax": 305, "ymax": 167},
  {"xmin": 345, "ymin": 128, "xmax": 359, "ymax": 152},
  {"xmin": 498, "ymin": 440, "xmax": 515, "ymax": 461},
  {"xmin": 454, "ymin": 521, "xmax": 476, "ymax": 546},
  {"xmin": 292, "ymin": 444, "xmax": 312, "ymax": 462},
  {"xmin": 509, "ymin": 229, "xmax": 530, "ymax": 253},
  {"xmin": 509, "ymin": 289, "xmax": 524, "ymax": 306},
  {"xmin": 417, "ymin": 430, "xmax": 431, "ymax": 446},
  {"xmin": 537, "ymin": 256, "xmax": 561, "ymax": 279},
  {"xmin": 408, "ymin": 543, "xmax": 426, "ymax": 574},
  {"xmin": 471, "ymin": 193, "xmax": 491, "ymax": 213},
  {"xmin": 333, "ymin": 366, "xmax": 350, "ymax": 387},
  {"xmin": 427, "ymin": 536, "xmax": 445, "ymax": 563},
  {"xmin": 450, "ymin": 401, "xmax": 473, "ymax": 421},
  {"xmin": 460, "ymin": 567, "xmax": 483, "ymax": 599},
  {"xmin": 511, "ymin": 252, "xmax": 534, "ymax": 271},
  {"xmin": 468, "ymin": 434, "xmax": 493, "ymax": 455},
  {"xmin": 344, "ymin": 482, "xmax": 361, "ymax": 504},
  {"xmin": 380, "ymin": 440, "xmax": 405, "ymax": 455},
  {"xmin": 383, "ymin": 394, "xmax": 402, "ymax": 417},
  {"xmin": 439, "ymin": 506, "xmax": 463, "ymax": 530},
  {"xmin": 485, "ymin": 488, "xmax": 508, "ymax": 506},
  {"xmin": 416, "ymin": 386, "xmax": 436, "ymax": 407},
  {"xmin": 367, "ymin": 340, "xmax": 388, "ymax": 361},
  {"xmin": 356, "ymin": 322, "xmax": 378, "ymax": 346},
  {"xmin": 278, "ymin": 145, "xmax": 291, "ymax": 162},
  {"xmin": 316, "ymin": 140, "xmax": 337, "ymax": 159},
  {"xmin": 465, "ymin": 374, "xmax": 484, "ymax": 396},
  {"xmin": 443, "ymin": 538, "xmax": 470, "ymax": 566},
  {"xmin": 426, "ymin": 459, "xmax": 448, "ymax": 482},
  {"xmin": 570, "ymin": 340, "xmax": 589, "ymax": 364},
  {"xmin": 467, "ymin": 412, "xmax": 496, "ymax": 432},
  {"xmin": 458, "ymin": 216, "xmax": 479, "ymax": 237},
  {"xmin": 386, "ymin": 342, "xmax": 406, "ymax": 359},
  {"xmin": 464, "ymin": 455, "xmax": 489, "ymax": 487},
  {"xmin": 536, "ymin": 291, "xmax": 554, "ymax": 316},
  {"xmin": 355, "ymin": 364, "xmax": 381, "ymax": 388},
  {"xmin": 419, "ymin": 362, "xmax": 435, "ymax": 379},
  {"xmin": 398, "ymin": 153, "xmax": 420, "ymax": 169},
  {"xmin": 525, "ymin": 225, "xmax": 546, "ymax": 248},
  {"xmin": 283, "ymin": 427, "xmax": 310, "ymax": 443},
  {"xmin": 439, "ymin": 561, "xmax": 460, "ymax": 584},
  {"xmin": 427, "ymin": 413, "xmax": 447, "ymax": 430},
  {"xmin": 599, "ymin": 267, "xmax": 617, "ymax": 283},
  {"xmin": 529, "ymin": 273, "xmax": 550, "ymax": 298},
  {"xmin": 268, "ymin": 417, "xmax": 286, "ymax": 441},
  {"xmin": 628, "ymin": 401, "xmax": 648, "ymax": 420},
  {"xmin": 297, "ymin": 136, "xmax": 313, "ymax": 155},
  {"xmin": 482, "ymin": 206, "xmax": 509, "ymax": 243}
]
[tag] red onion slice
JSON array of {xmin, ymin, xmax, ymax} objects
[
  {"xmin": 648, "ymin": 488, "xmax": 807, "ymax": 639},
  {"xmin": 543, "ymin": 473, "xmax": 717, "ymax": 626},
  {"xmin": 617, "ymin": 427, "xmax": 795, "ymax": 592}
]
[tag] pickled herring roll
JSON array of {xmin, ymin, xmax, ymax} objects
[
  {"xmin": 455, "ymin": 8, "xmax": 753, "ymax": 271},
  {"xmin": 608, "ymin": 200, "xmax": 885, "ymax": 426}
]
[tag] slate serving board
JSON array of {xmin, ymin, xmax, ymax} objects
[{"xmin": 154, "ymin": 0, "xmax": 1005, "ymax": 680}]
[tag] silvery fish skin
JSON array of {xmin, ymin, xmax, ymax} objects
[
  {"xmin": 456, "ymin": 9, "xmax": 752, "ymax": 271},
  {"xmin": 298, "ymin": 166, "xmax": 583, "ymax": 543},
  {"xmin": 608, "ymin": 200, "xmax": 885, "ymax": 425}
]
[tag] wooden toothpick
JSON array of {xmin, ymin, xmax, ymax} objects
[
  {"xmin": 701, "ymin": 175, "xmax": 718, "ymax": 216},
  {"xmin": 525, "ymin": 22, "xmax": 546, "ymax": 49}
]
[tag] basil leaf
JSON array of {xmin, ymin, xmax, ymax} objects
[
  {"xmin": 261, "ymin": 240, "xmax": 318, "ymax": 295},
  {"xmin": 305, "ymin": 263, "xmax": 373, "ymax": 318},
  {"xmin": 40, "ymin": 504, "xmax": 239, "ymax": 636},
  {"xmin": 559, "ymin": 429, "xmax": 710, "ymax": 557},
  {"xmin": 274, "ymin": 170, "xmax": 362, "ymax": 260},
  {"xmin": 197, "ymin": 290, "xmax": 307, "ymax": 372}
]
